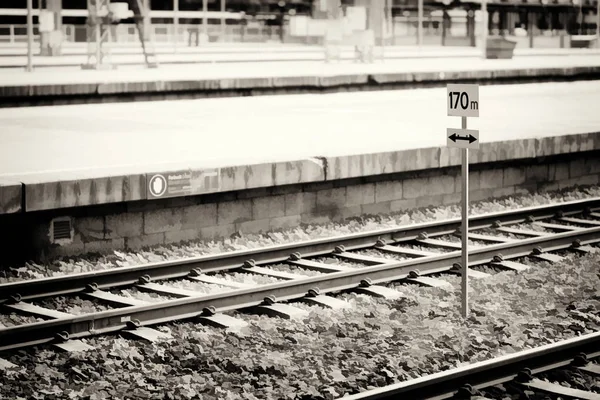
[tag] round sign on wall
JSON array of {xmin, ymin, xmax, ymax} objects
[{"xmin": 149, "ymin": 174, "xmax": 167, "ymax": 197}]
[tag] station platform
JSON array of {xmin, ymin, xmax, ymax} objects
[
  {"xmin": 1, "ymin": 79, "xmax": 599, "ymax": 211},
  {"xmin": 0, "ymin": 63, "xmax": 599, "ymax": 261},
  {"xmin": 1, "ymin": 52, "xmax": 600, "ymax": 107},
  {"xmin": 1, "ymin": 44, "xmax": 599, "ymax": 69}
]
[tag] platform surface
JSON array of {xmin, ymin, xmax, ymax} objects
[
  {"xmin": 1, "ymin": 53, "xmax": 599, "ymax": 86},
  {"xmin": 1, "ymin": 79, "xmax": 599, "ymax": 181},
  {"xmin": 1, "ymin": 44, "xmax": 599, "ymax": 70}
]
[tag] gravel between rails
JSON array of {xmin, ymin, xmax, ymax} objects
[
  {"xmin": 0, "ymin": 313, "xmax": 44, "ymax": 328},
  {"xmin": 266, "ymin": 263, "xmax": 324, "ymax": 277},
  {"xmin": 33, "ymin": 296, "xmax": 113, "ymax": 315},
  {"xmin": 1, "ymin": 249, "xmax": 599, "ymax": 399},
  {"xmin": 1, "ymin": 186, "xmax": 599, "ymax": 284},
  {"xmin": 162, "ymin": 279, "xmax": 235, "ymax": 295}
]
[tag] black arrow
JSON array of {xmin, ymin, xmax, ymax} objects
[{"xmin": 449, "ymin": 133, "xmax": 477, "ymax": 144}]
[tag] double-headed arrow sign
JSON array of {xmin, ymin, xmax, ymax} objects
[
  {"xmin": 449, "ymin": 133, "xmax": 478, "ymax": 144},
  {"xmin": 447, "ymin": 128, "xmax": 479, "ymax": 149}
]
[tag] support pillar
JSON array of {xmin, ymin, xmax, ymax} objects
[
  {"xmin": 39, "ymin": 0, "xmax": 63, "ymax": 56},
  {"xmin": 174, "ymin": 0, "xmax": 179, "ymax": 50},
  {"xmin": 221, "ymin": 0, "xmax": 226, "ymax": 42},
  {"xmin": 528, "ymin": 10, "xmax": 535, "ymax": 48}
]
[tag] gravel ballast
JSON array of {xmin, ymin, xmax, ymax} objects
[{"xmin": 1, "ymin": 249, "xmax": 599, "ymax": 399}]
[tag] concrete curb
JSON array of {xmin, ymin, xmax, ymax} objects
[{"xmin": 3, "ymin": 132, "xmax": 599, "ymax": 215}]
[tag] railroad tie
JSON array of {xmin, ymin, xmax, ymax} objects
[
  {"xmin": 136, "ymin": 282, "xmax": 199, "ymax": 298},
  {"xmin": 250, "ymin": 302, "xmax": 309, "ymax": 320},
  {"xmin": 406, "ymin": 276, "xmax": 452, "ymax": 288},
  {"xmin": 491, "ymin": 260, "xmax": 530, "ymax": 272},
  {"xmin": 532, "ymin": 221, "xmax": 584, "ymax": 231},
  {"xmin": 377, "ymin": 245, "xmax": 437, "ymax": 258},
  {"xmin": 559, "ymin": 216, "xmax": 600, "ymax": 226},
  {"xmin": 496, "ymin": 226, "xmax": 549, "ymax": 237},
  {"xmin": 243, "ymin": 265, "xmax": 303, "ymax": 280},
  {"xmin": 188, "ymin": 274, "xmax": 255, "ymax": 289},
  {"xmin": 198, "ymin": 313, "xmax": 249, "ymax": 330},
  {"xmin": 53, "ymin": 340, "xmax": 95, "ymax": 353},
  {"xmin": 530, "ymin": 251, "xmax": 564, "ymax": 263},
  {"xmin": 522, "ymin": 378, "xmax": 600, "ymax": 400},
  {"xmin": 334, "ymin": 251, "xmax": 392, "ymax": 266},
  {"xmin": 288, "ymin": 259, "xmax": 353, "ymax": 273},
  {"xmin": 578, "ymin": 363, "xmax": 600, "ymax": 377},
  {"xmin": 0, "ymin": 358, "xmax": 17, "ymax": 370},
  {"xmin": 123, "ymin": 326, "xmax": 172, "ymax": 343},
  {"xmin": 4, "ymin": 302, "xmax": 74, "ymax": 320},
  {"xmin": 449, "ymin": 267, "xmax": 490, "ymax": 279},
  {"xmin": 353, "ymin": 285, "xmax": 403, "ymax": 299},
  {"xmin": 300, "ymin": 295, "xmax": 350, "ymax": 309},
  {"xmin": 467, "ymin": 232, "xmax": 517, "ymax": 243},
  {"xmin": 84, "ymin": 290, "xmax": 151, "ymax": 308},
  {"xmin": 416, "ymin": 238, "xmax": 463, "ymax": 250}
]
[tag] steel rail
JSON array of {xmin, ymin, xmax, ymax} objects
[
  {"xmin": 1, "ymin": 197, "xmax": 599, "ymax": 303},
  {"xmin": 341, "ymin": 331, "xmax": 600, "ymax": 400},
  {"xmin": 1, "ymin": 224, "xmax": 599, "ymax": 352}
]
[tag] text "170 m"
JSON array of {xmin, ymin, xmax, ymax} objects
[{"xmin": 447, "ymin": 84, "xmax": 479, "ymax": 118}]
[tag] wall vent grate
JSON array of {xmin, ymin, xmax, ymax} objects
[{"xmin": 51, "ymin": 218, "xmax": 73, "ymax": 242}]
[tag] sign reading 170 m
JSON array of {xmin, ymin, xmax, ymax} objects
[{"xmin": 447, "ymin": 84, "xmax": 479, "ymax": 118}]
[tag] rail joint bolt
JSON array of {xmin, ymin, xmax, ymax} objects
[
  {"xmin": 8, "ymin": 294, "xmax": 22, "ymax": 304},
  {"xmin": 202, "ymin": 306, "xmax": 217, "ymax": 316},
  {"xmin": 572, "ymin": 352, "xmax": 588, "ymax": 366},
  {"xmin": 126, "ymin": 319, "xmax": 141, "ymax": 329},
  {"xmin": 85, "ymin": 283, "xmax": 99, "ymax": 292},
  {"xmin": 360, "ymin": 278, "xmax": 372, "ymax": 287},
  {"xmin": 516, "ymin": 368, "xmax": 533, "ymax": 383},
  {"xmin": 454, "ymin": 384, "xmax": 477, "ymax": 397}
]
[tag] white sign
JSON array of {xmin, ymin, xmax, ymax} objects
[
  {"xmin": 447, "ymin": 84, "xmax": 479, "ymax": 118},
  {"xmin": 447, "ymin": 128, "xmax": 480, "ymax": 149},
  {"xmin": 148, "ymin": 174, "xmax": 167, "ymax": 197}
]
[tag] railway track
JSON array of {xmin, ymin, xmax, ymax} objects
[
  {"xmin": 344, "ymin": 330, "xmax": 600, "ymax": 399},
  {"xmin": 0, "ymin": 197, "xmax": 599, "ymax": 355}
]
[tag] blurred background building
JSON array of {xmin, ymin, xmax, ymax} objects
[{"xmin": 0, "ymin": 0, "xmax": 598, "ymax": 50}]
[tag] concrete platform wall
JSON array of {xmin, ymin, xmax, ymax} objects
[
  {"xmin": 4, "ymin": 148, "xmax": 598, "ymax": 264},
  {"xmin": 1, "ymin": 132, "xmax": 599, "ymax": 264}
]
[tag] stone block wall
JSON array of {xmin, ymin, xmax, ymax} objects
[{"xmin": 16, "ymin": 150, "xmax": 599, "ymax": 262}]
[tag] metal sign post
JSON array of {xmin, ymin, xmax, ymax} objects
[
  {"xmin": 202, "ymin": 0, "xmax": 208, "ymax": 40},
  {"xmin": 27, "ymin": 0, "xmax": 33, "ymax": 72},
  {"xmin": 417, "ymin": 0, "xmax": 423, "ymax": 47},
  {"xmin": 446, "ymin": 84, "xmax": 480, "ymax": 318},
  {"xmin": 173, "ymin": 0, "xmax": 179, "ymax": 52},
  {"xmin": 481, "ymin": 0, "xmax": 488, "ymax": 58}
]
